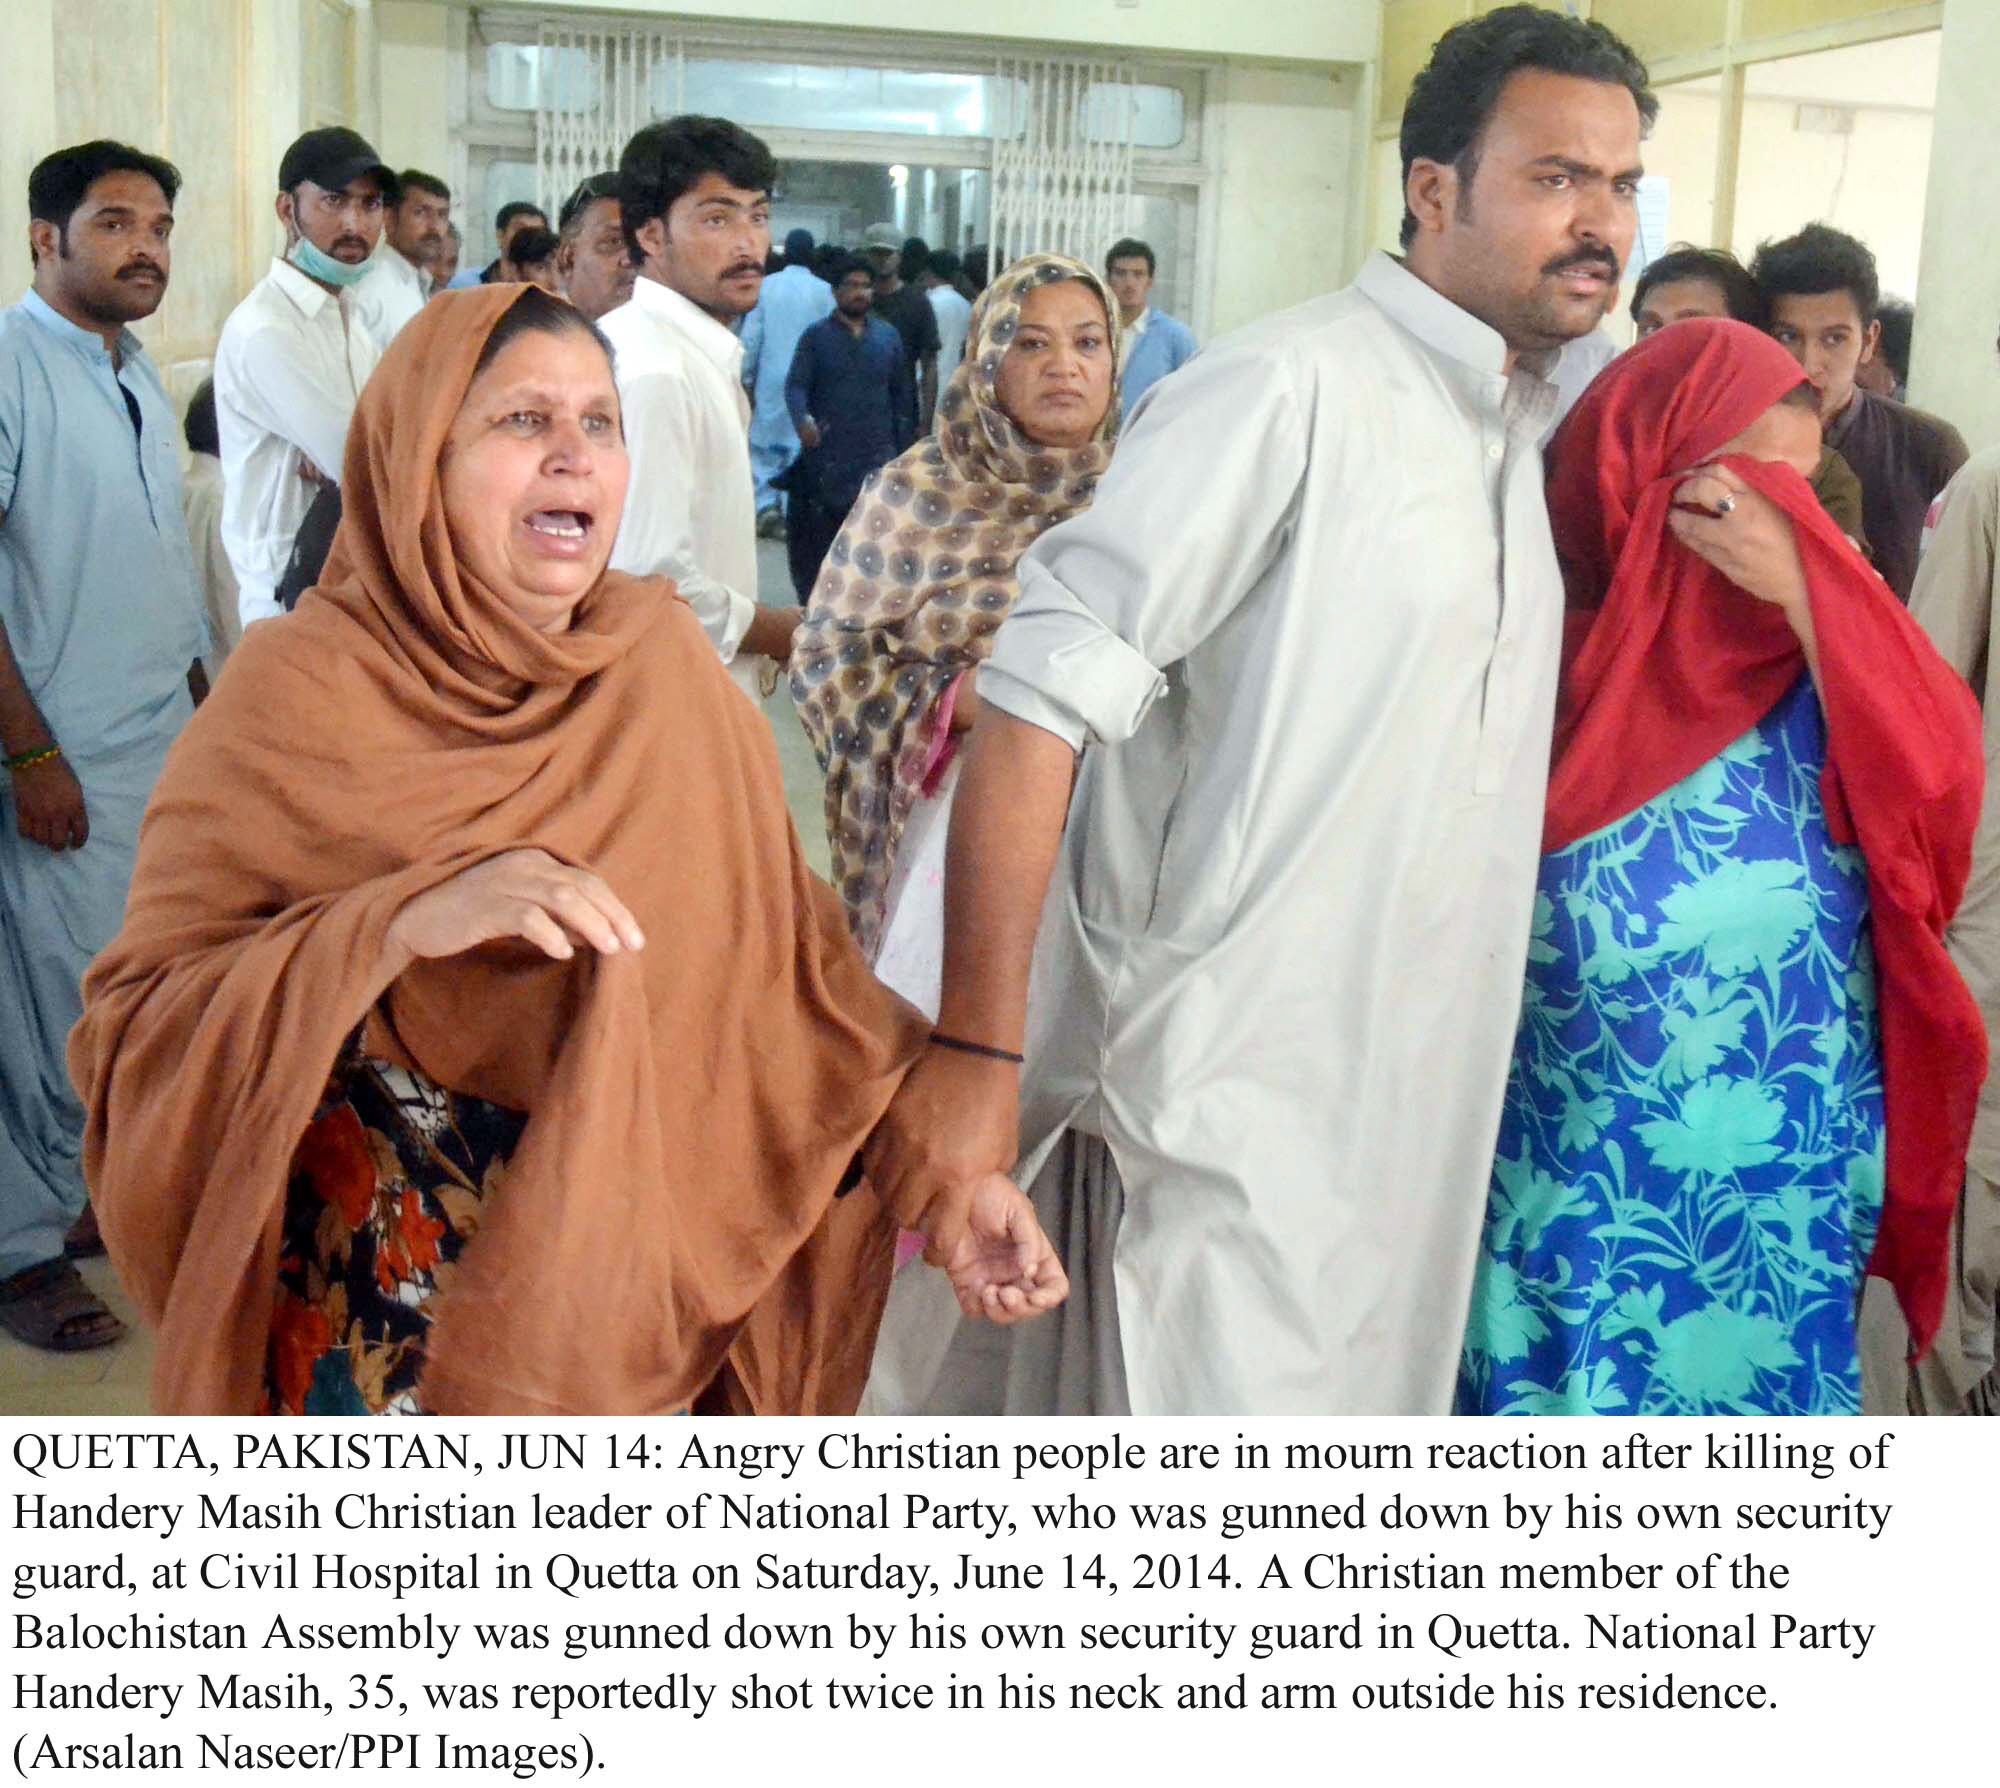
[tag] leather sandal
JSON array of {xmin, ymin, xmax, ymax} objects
[{"xmin": 0, "ymin": 1257, "xmax": 126, "ymax": 1352}]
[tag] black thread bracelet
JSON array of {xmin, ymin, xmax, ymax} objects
[{"xmin": 929, "ymin": 1031, "xmax": 1025, "ymax": 1065}]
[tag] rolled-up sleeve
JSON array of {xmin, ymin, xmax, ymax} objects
[
  {"xmin": 982, "ymin": 340, "xmax": 1308, "ymax": 750},
  {"xmin": 980, "ymin": 569, "xmax": 1167, "ymax": 751}
]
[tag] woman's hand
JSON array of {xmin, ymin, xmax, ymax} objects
[
  {"xmin": 1668, "ymin": 463, "xmax": 1809, "ymax": 614},
  {"xmin": 915, "ymin": 1171, "xmax": 1069, "ymax": 1324},
  {"xmin": 382, "ymin": 849, "xmax": 645, "ymax": 978}
]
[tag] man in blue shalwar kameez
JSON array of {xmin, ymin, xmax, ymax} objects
[
  {"xmin": 0, "ymin": 142, "xmax": 206, "ymax": 1351},
  {"xmin": 782, "ymin": 256, "xmax": 914, "ymax": 599},
  {"xmin": 741, "ymin": 228, "xmax": 832, "ymax": 533}
]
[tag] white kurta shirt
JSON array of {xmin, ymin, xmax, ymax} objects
[
  {"xmin": 213, "ymin": 257, "xmax": 380, "ymax": 626},
  {"xmin": 979, "ymin": 252, "xmax": 1566, "ymax": 1415},
  {"xmin": 602, "ymin": 276, "xmax": 763, "ymax": 699},
  {"xmin": 1547, "ymin": 325, "xmax": 1620, "ymax": 429},
  {"xmin": 351, "ymin": 242, "xmax": 431, "ymax": 350}
]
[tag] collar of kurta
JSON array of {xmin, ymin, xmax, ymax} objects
[
  {"xmin": 267, "ymin": 255, "xmax": 342, "ymax": 320},
  {"xmin": 1357, "ymin": 251, "xmax": 1559, "ymax": 391},
  {"xmin": 19, "ymin": 288, "xmax": 139, "ymax": 366},
  {"xmin": 630, "ymin": 274, "xmax": 745, "ymax": 379},
  {"xmin": 380, "ymin": 241, "xmax": 429, "ymax": 295}
]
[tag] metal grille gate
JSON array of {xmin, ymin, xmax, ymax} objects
[
  {"xmin": 533, "ymin": 20, "xmax": 681, "ymax": 219},
  {"xmin": 531, "ymin": 24, "xmax": 1137, "ymax": 269},
  {"xmin": 989, "ymin": 54, "xmax": 1138, "ymax": 271}
]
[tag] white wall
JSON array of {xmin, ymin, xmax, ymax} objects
[
  {"xmin": 1909, "ymin": 0, "xmax": 2000, "ymax": 446},
  {"xmin": 1, "ymin": 0, "xmax": 337, "ymax": 393},
  {"xmin": 374, "ymin": 0, "xmax": 455, "ymax": 190},
  {"xmin": 1642, "ymin": 80, "xmax": 1722, "ymax": 258},
  {"xmin": 1210, "ymin": 62, "xmax": 1362, "ymax": 336},
  {"xmin": 1635, "ymin": 84, "xmax": 1932, "ymax": 299}
]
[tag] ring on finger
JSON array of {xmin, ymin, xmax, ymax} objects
[{"xmin": 1715, "ymin": 494, "xmax": 1736, "ymax": 516}]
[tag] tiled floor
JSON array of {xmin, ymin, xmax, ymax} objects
[{"xmin": 1, "ymin": 541, "xmax": 826, "ymax": 1416}]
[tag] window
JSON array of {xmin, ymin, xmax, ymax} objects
[
  {"xmin": 486, "ymin": 42, "xmax": 601, "ymax": 113},
  {"xmin": 485, "ymin": 160, "xmax": 543, "ymax": 232},
  {"xmin": 1083, "ymin": 82, "xmax": 1185, "ymax": 150},
  {"xmin": 666, "ymin": 59, "xmax": 1018, "ymax": 139},
  {"xmin": 484, "ymin": 42, "xmax": 1186, "ymax": 150}
]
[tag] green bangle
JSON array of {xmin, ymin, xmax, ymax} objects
[{"xmin": 4, "ymin": 743, "xmax": 62, "ymax": 772}]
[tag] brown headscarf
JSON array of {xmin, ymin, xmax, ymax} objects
[
  {"xmin": 68, "ymin": 287, "xmax": 926, "ymax": 1416},
  {"xmin": 789, "ymin": 253, "xmax": 1120, "ymax": 951}
]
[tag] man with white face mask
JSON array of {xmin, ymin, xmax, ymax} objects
[{"xmin": 213, "ymin": 128, "xmax": 393, "ymax": 629}]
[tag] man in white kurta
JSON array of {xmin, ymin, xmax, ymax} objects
[
  {"xmin": 603, "ymin": 276, "xmax": 770, "ymax": 701},
  {"xmin": 867, "ymin": 253, "xmax": 1565, "ymax": 1415},
  {"xmin": 862, "ymin": 24, "xmax": 1651, "ymax": 1416}
]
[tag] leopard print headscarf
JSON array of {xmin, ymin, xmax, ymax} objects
[{"xmin": 789, "ymin": 253, "xmax": 1122, "ymax": 952}]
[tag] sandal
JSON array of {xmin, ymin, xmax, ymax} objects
[
  {"xmin": 64, "ymin": 1204, "xmax": 106, "ymax": 1260},
  {"xmin": 0, "ymin": 1257, "xmax": 126, "ymax": 1352}
]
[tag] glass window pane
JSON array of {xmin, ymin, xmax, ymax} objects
[
  {"xmin": 1124, "ymin": 189, "xmax": 1191, "ymax": 321},
  {"xmin": 660, "ymin": 58, "xmax": 1181, "ymax": 146},
  {"xmin": 667, "ymin": 59, "xmax": 1011, "ymax": 138},
  {"xmin": 486, "ymin": 42, "xmax": 600, "ymax": 113},
  {"xmin": 1085, "ymin": 82, "xmax": 1185, "ymax": 149},
  {"xmin": 483, "ymin": 160, "xmax": 542, "ymax": 254}
]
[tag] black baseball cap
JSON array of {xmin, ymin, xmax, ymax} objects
[{"xmin": 278, "ymin": 127, "xmax": 398, "ymax": 201}]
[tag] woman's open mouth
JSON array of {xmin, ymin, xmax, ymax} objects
[{"xmin": 522, "ymin": 510, "xmax": 594, "ymax": 556}]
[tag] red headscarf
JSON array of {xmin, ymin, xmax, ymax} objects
[{"xmin": 1543, "ymin": 316, "xmax": 1985, "ymax": 1356}]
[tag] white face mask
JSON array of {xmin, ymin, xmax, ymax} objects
[{"xmin": 288, "ymin": 234, "xmax": 375, "ymax": 289}]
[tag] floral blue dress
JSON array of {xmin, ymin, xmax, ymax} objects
[{"xmin": 1457, "ymin": 676, "xmax": 1884, "ymax": 1416}]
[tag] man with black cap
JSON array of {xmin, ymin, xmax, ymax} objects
[
  {"xmin": 740, "ymin": 226, "xmax": 831, "ymax": 534},
  {"xmin": 213, "ymin": 126, "xmax": 395, "ymax": 629},
  {"xmin": 861, "ymin": 220, "xmax": 939, "ymax": 433}
]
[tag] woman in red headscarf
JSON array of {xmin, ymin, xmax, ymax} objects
[{"xmin": 1457, "ymin": 318, "xmax": 1983, "ymax": 1417}]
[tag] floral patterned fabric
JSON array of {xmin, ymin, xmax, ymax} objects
[
  {"xmin": 1458, "ymin": 677, "xmax": 1885, "ymax": 1416},
  {"xmin": 265, "ymin": 1051, "xmax": 526, "ymax": 1416}
]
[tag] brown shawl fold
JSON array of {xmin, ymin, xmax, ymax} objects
[
  {"xmin": 788, "ymin": 253, "xmax": 1121, "ymax": 951},
  {"xmin": 68, "ymin": 287, "xmax": 926, "ymax": 1415}
]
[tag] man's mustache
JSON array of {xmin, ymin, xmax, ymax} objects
[
  {"xmin": 724, "ymin": 260, "xmax": 763, "ymax": 278},
  {"xmin": 332, "ymin": 236, "xmax": 370, "ymax": 257},
  {"xmin": 117, "ymin": 261, "xmax": 165, "ymax": 281},
  {"xmin": 1542, "ymin": 247, "xmax": 1621, "ymax": 280}
]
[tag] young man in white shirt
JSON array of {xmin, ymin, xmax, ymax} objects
[
  {"xmin": 353, "ymin": 168, "xmax": 450, "ymax": 349},
  {"xmin": 601, "ymin": 116, "xmax": 802, "ymax": 700},
  {"xmin": 922, "ymin": 248, "xmax": 973, "ymax": 377},
  {"xmin": 212, "ymin": 127, "xmax": 392, "ymax": 629}
]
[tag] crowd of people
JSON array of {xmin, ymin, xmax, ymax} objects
[{"xmin": 3, "ymin": 2, "xmax": 1995, "ymax": 1418}]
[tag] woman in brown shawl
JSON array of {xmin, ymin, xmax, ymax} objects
[
  {"xmin": 68, "ymin": 285, "xmax": 1064, "ymax": 1417},
  {"xmin": 789, "ymin": 254, "xmax": 1120, "ymax": 980}
]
